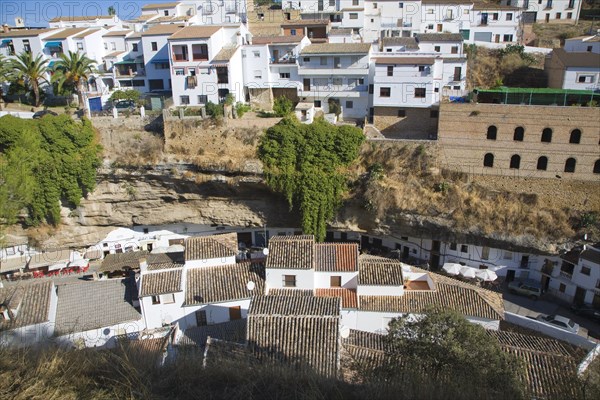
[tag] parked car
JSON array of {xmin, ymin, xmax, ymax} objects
[
  {"xmin": 112, "ymin": 100, "xmax": 135, "ymax": 112},
  {"xmin": 508, "ymin": 279, "xmax": 543, "ymax": 300},
  {"xmin": 571, "ymin": 304, "xmax": 600, "ymax": 321},
  {"xmin": 536, "ymin": 314, "xmax": 580, "ymax": 334},
  {"xmin": 33, "ymin": 110, "xmax": 58, "ymax": 119}
]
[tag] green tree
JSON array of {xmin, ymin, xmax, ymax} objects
[
  {"xmin": 258, "ymin": 117, "xmax": 364, "ymax": 241},
  {"xmin": 108, "ymin": 6, "xmax": 116, "ymax": 15},
  {"xmin": 0, "ymin": 54, "xmax": 10, "ymax": 111},
  {"xmin": 273, "ymin": 96, "xmax": 293, "ymax": 117},
  {"xmin": 8, "ymin": 51, "xmax": 49, "ymax": 107},
  {"xmin": 366, "ymin": 309, "xmax": 526, "ymax": 399},
  {"xmin": 109, "ymin": 89, "xmax": 141, "ymax": 102},
  {"xmin": 52, "ymin": 50, "xmax": 97, "ymax": 109}
]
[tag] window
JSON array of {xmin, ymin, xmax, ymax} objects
[
  {"xmin": 195, "ymin": 310, "xmax": 207, "ymax": 326},
  {"xmin": 175, "ymin": 68, "xmax": 185, "ymax": 75},
  {"xmin": 303, "ymin": 57, "xmax": 310, "ymax": 62},
  {"xmin": 481, "ymin": 246, "xmax": 490, "ymax": 260},
  {"xmin": 510, "ymin": 154, "xmax": 521, "ymax": 169},
  {"xmin": 418, "ymin": 65, "xmax": 426, "ymax": 72},
  {"xmin": 556, "ymin": 13, "xmax": 561, "ymax": 19},
  {"xmin": 151, "ymin": 42, "xmax": 157, "ymax": 51},
  {"xmin": 541, "ymin": 128, "xmax": 552, "ymax": 142},
  {"xmin": 164, "ymin": 10, "xmax": 169, "ymax": 16},
  {"xmin": 346, "ymin": 101, "xmax": 354, "ymax": 109},
  {"xmin": 155, "ymin": 62, "xmax": 169, "ymax": 70},
  {"xmin": 279, "ymin": 72, "xmax": 290, "ymax": 79},
  {"xmin": 104, "ymin": 42, "xmax": 108, "ymax": 50},
  {"xmin": 132, "ymin": 43, "xmax": 138, "ymax": 52},
  {"xmin": 314, "ymin": 100, "xmax": 322, "ymax": 107},
  {"xmin": 254, "ymin": 70, "xmax": 262, "ymax": 79},
  {"xmin": 180, "ymin": 95, "xmax": 190, "ymax": 105},
  {"xmin": 320, "ymin": 56, "xmax": 327, "ymax": 66},
  {"xmin": 161, "ymin": 293, "xmax": 175, "ymax": 304},
  {"xmin": 414, "ymin": 88, "xmax": 426, "ymax": 98},
  {"xmin": 369, "ymin": 84, "xmax": 373, "ymax": 94},
  {"xmin": 577, "ymin": 75, "xmax": 595, "ymax": 83},
  {"xmin": 399, "ymin": 2, "xmax": 403, "ymax": 7},
  {"xmin": 397, "ymin": 110, "xmax": 406, "ymax": 117},
  {"xmin": 503, "ymin": 251, "xmax": 513, "ymax": 260},
  {"xmin": 569, "ymin": 129, "xmax": 581, "ymax": 144},
  {"xmin": 587, "ymin": 45, "xmax": 593, "ymax": 52},
  {"xmin": 503, "ymin": 35, "xmax": 513, "ymax": 42},
  {"xmin": 434, "ymin": 46, "xmax": 440, "ymax": 52},
  {"xmin": 283, "ymin": 275, "xmax": 296, "ymax": 287},
  {"xmin": 387, "ymin": 65, "xmax": 394, "ymax": 76},
  {"xmin": 430, "ymin": 110, "xmax": 439, "ymax": 118},
  {"xmin": 229, "ymin": 306, "xmax": 242, "ymax": 320},
  {"xmin": 290, "ymin": 29, "xmax": 297, "ymax": 36},
  {"xmin": 151, "ymin": 295, "xmax": 160, "ymax": 305},
  {"xmin": 492, "ymin": 13, "xmax": 499, "ymax": 20},
  {"xmin": 198, "ymin": 95, "xmax": 208, "ymax": 104},
  {"xmin": 483, "ymin": 153, "xmax": 494, "ymax": 167},
  {"xmin": 513, "ymin": 126, "xmax": 524, "ymax": 141},
  {"xmin": 77, "ymin": 42, "xmax": 83, "ymax": 51},
  {"xmin": 451, "ymin": 46, "xmax": 458, "ymax": 54},
  {"xmin": 461, "ymin": 245, "xmax": 468, "ymax": 253},
  {"xmin": 380, "ymin": 87, "xmax": 391, "ymax": 97},
  {"xmin": 332, "ymin": 77, "xmax": 342, "ymax": 86},
  {"xmin": 350, "ymin": 13, "xmax": 359, "ymax": 19},
  {"xmin": 559, "ymin": 283, "xmax": 566, "ymax": 293},
  {"xmin": 581, "ymin": 266, "xmax": 591, "ymax": 276},
  {"xmin": 334, "ymin": 56, "xmax": 341, "ymax": 68},
  {"xmin": 330, "ymin": 276, "xmax": 342, "ymax": 287},
  {"xmin": 564, "ymin": 157, "xmax": 576, "ymax": 173},
  {"xmin": 537, "ymin": 156, "xmax": 548, "ymax": 171},
  {"xmin": 594, "ymin": 159, "xmax": 600, "ymax": 174},
  {"xmin": 450, "ymin": 243, "xmax": 457, "ymax": 251},
  {"xmin": 253, "ymin": 51, "xmax": 260, "ymax": 58},
  {"xmin": 192, "ymin": 44, "xmax": 208, "ymax": 61},
  {"xmin": 373, "ymin": 2, "xmax": 378, "ymax": 8},
  {"xmin": 352, "ymin": 0, "xmax": 359, "ymax": 5},
  {"xmin": 507, "ymin": 13, "xmax": 513, "ymax": 21},
  {"xmin": 567, "ymin": 12, "xmax": 573, "ymax": 19},
  {"xmin": 329, "ymin": 0, "xmax": 335, "ymax": 5},
  {"xmin": 487, "ymin": 125, "xmax": 497, "ymax": 140}
]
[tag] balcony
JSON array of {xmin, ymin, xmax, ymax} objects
[
  {"xmin": 271, "ymin": 57, "xmax": 297, "ymax": 64},
  {"xmin": 115, "ymin": 67, "xmax": 145, "ymax": 77},
  {"xmin": 298, "ymin": 64, "xmax": 369, "ymax": 76},
  {"xmin": 298, "ymin": 84, "xmax": 367, "ymax": 97}
]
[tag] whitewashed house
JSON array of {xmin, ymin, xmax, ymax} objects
[
  {"xmin": 545, "ymin": 48, "xmax": 600, "ymax": 91},
  {"xmin": 502, "ymin": 0, "xmax": 582, "ymax": 24},
  {"xmin": 265, "ymin": 236, "xmax": 316, "ymax": 291},
  {"xmin": 363, "ymin": 0, "xmax": 422, "ymax": 43},
  {"xmin": 143, "ymin": 24, "xmax": 187, "ymax": 94},
  {"xmin": 564, "ymin": 34, "xmax": 600, "ymax": 54},
  {"xmin": 48, "ymin": 15, "xmax": 122, "ymax": 29}
]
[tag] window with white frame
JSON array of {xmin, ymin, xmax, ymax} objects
[
  {"xmin": 77, "ymin": 42, "xmax": 83, "ymax": 51},
  {"xmin": 279, "ymin": 72, "xmax": 290, "ymax": 79},
  {"xmin": 180, "ymin": 95, "xmax": 190, "ymax": 105},
  {"xmin": 332, "ymin": 77, "xmax": 343, "ymax": 86},
  {"xmin": 349, "ymin": 13, "xmax": 358, "ymax": 19},
  {"xmin": 198, "ymin": 95, "xmax": 208, "ymax": 103},
  {"xmin": 175, "ymin": 68, "xmax": 185, "ymax": 75},
  {"xmin": 283, "ymin": 274, "xmax": 296, "ymax": 287},
  {"xmin": 577, "ymin": 75, "xmax": 595, "ymax": 83},
  {"xmin": 254, "ymin": 70, "xmax": 262, "ymax": 79},
  {"xmin": 111, "ymin": 42, "xmax": 116, "ymax": 50},
  {"xmin": 161, "ymin": 293, "xmax": 175, "ymax": 304}
]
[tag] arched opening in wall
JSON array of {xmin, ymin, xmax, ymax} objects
[
  {"xmin": 569, "ymin": 129, "xmax": 581, "ymax": 144},
  {"xmin": 486, "ymin": 125, "xmax": 497, "ymax": 140},
  {"xmin": 541, "ymin": 128, "xmax": 552, "ymax": 143},
  {"xmin": 594, "ymin": 159, "xmax": 600, "ymax": 174},
  {"xmin": 483, "ymin": 153, "xmax": 494, "ymax": 167},
  {"xmin": 513, "ymin": 126, "xmax": 524, "ymax": 141},
  {"xmin": 537, "ymin": 156, "xmax": 548, "ymax": 171},
  {"xmin": 510, "ymin": 154, "xmax": 521, "ymax": 169},
  {"xmin": 564, "ymin": 158, "xmax": 576, "ymax": 173}
]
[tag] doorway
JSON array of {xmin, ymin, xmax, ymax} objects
[
  {"xmin": 430, "ymin": 254, "xmax": 440, "ymax": 270},
  {"xmin": 574, "ymin": 287, "xmax": 586, "ymax": 305},
  {"xmin": 506, "ymin": 269, "xmax": 515, "ymax": 282},
  {"xmin": 402, "ymin": 246, "xmax": 410, "ymax": 260},
  {"xmin": 541, "ymin": 275, "xmax": 550, "ymax": 292},
  {"xmin": 303, "ymin": 78, "xmax": 311, "ymax": 91},
  {"xmin": 229, "ymin": 306, "xmax": 242, "ymax": 320}
]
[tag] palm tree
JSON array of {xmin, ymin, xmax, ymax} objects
[
  {"xmin": 8, "ymin": 52, "xmax": 48, "ymax": 107},
  {"xmin": 0, "ymin": 54, "xmax": 10, "ymax": 110},
  {"xmin": 52, "ymin": 51, "xmax": 97, "ymax": 110},
  {"xmin": 108, "ymin": 6, "xmax": 116, "ymax": 16}
]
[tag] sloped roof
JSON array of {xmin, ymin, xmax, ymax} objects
[
  {"xmin": 141, "ymin": 24, "xmax": 185, "ymax": 37},
  {"xmin": 252, "ymin": 35, "xmax": 304, "ymax": 45},
  {"xmin": 168, "ymin": 25, "xmax": 222, "ymax": 40},
  {"xmin": 103, "ymin": 30, "xmax": 133, "ymax": 37},
  {"xmin": 141, "ymin": 1, "xmax": 181, "ymax": 10},
  {"xmin": 54, "ymin": 279, "xmax": 141, "ymax": 335},
  {"xmin": 74, "ymin": 29, "xmax": 100, "ymax": 39},
  {"xmin": 139, "ymin": 269, "xmax": 183, "ymax": 297},
  {"xmin": 0, "ymin": 281, "xmax": 53, "ymax": 331},
  {"xmin": 315, "ymin": 243, "xmax": 359, "ymax": 272},
  {"xmin": 315, "ymin": 288, "xmax": 358, "ymax": 309},
  {"xmin": 213, "ymin": 46, "xmax": 239, "ymax": 62},
  {"xmin": 0, "ymin": 28, "xmax": 56, "ymax": 38},
  {"xmin": 247, "ymin": 295, "xmax": 341, "ymax": 377},
  {"xmin": 179, "ymin": 319, "xmax": 247, "ymax": 346},
  {"xmin": 184, "ymin": 233, "xmax": 238, "ymax": 261},
  {"xmin": 44, "ymin": 28, "xmax": 89, "ymax": 40},
  {"xmin": 184, "ymin": 262, "xmax": 265, "ymax": 306},
  {"xmin": 301, "ymin": 43, "xmax": 371, "ymax": 55},
  {"xmin": 104, "ymin": 50, "xmax": 126, "ymax": 58},
  {"xmin": 416, "ymin": 33, "xmax": 464, "ymax": 42},
  {"xmin": 147, "ymin": 261, "xmax": 184, "ymax": 271},
  {"xmin": 382, "ymin": 37, "xmax": 419, "ymax": 49},
  {"xmin": 0, "ymin": 255, "xmax": 28, "ymax": 273},
  {"xmin": 358, "ymin": 255, "xmax": 404, "ymax": 286},
  {"xmin": 49, "ymin": 15, "xmax": 113, "ymax": 22},
  {"xmin": 580, "ymin": 246, "xmax": 600, "ymax": 265},
  {"xmin": 266, "ymin": 236, "xmax": 315, "ymax": 270}
]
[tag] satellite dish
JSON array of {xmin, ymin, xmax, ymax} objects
[
  {"xmin": 340, "ymin": 326, "xmax": 350, "ymax": 339},
  {"xmin": 262, "ymin": 248, "xmax": 269, "ymax": 256},
  {"xmin": 247, "ymin": 281, "xmax": 255, "ymax": 291}
]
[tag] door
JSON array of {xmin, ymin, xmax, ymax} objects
[
  {"xmin": 195, "ymin": 310, "xmax": 207, "ymax": 326},
  {"xmin": 402, "ymin": 246, "xmax": 410, "ymax": 260},
  {"xmin": 361, "ymin": 235, "xmax": 370, "ymax": 251},
  {"xmin": 545, "ymin": 14, "xmax": 550, "ymax": 23},
  {"xmin": 88, "ymin": 97, "xmax": 102, "ymax": 111},
  {"xmin": 229, "ymin": 306, "xmax": 242, "ymax": 320},
  {"xmin": 430, "ymin": 254, "xmax": 440, "ymax": 270},
  {"xmin": 541, "ymin": 275, "xmax": 550, "ymax": 292},
  {"xmin": 520, "ymin": 255, "xmax": 530, "ymax": 269},
  {"xmin": 272, "ymin": 49, "xmax": 279, "ymax": 62},
  {"xmin": 481, "ymin": 13, "xmax": 488, "ymax": 25},
  {"xmin": 238, "ymin": 232, "xmax": 252, "ymax": 248},
  {"xmin": 574, "ymin": 287, "xmax": 586, "ymax": 305},
  {"xmin": 506, "ymin": 269, "xmax": 515, "ymax": 283},
  {"xmin": 453, "ymin": 67, "xmax": 461, "ymax": 82},
  {"xmin": 303, "ymin": 78, "xmax": 310, "ymax": 91},
  {"xmin": 437, "ymin": 24, "xmax": 443, "ymax": 32},
  {"xmin": 432, "ymin": 240, "xmax": 441, "ymax": 253}
]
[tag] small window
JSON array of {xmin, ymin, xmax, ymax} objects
[
  {"xmin": 151, "ymin": 295, "xmax": 160, "ymax": 305},
  {"xmin": 434, "ymin": 46, "xmax": 440, "ymax": 52},
  {"xmin": 198, "ymin": 95, "xmax": 208, "ymax": 104},
  {"xmin": 569, "ymin": 129, "xmax": 581, "ymax": 144},
  {"xmin": 254, "ymin": 70, "xmax": 262, "ymax": 79},
  {"xmin": 350, "ymin": 13, "xmax": 359, "ymax": 19},
  {"xmin": 483, "ymin": 153, "xmax": 494, "ymax": 167},
  {"xmin": 77, "ymin": 42, "xmax": 84, "ymax": 51},
  {"xmin": 451, "ymin": 46, "xmax": 458, "ymax": 54},
  {"xmin": 581, "ymin": 266, "xmax": 591, "ymax": 276},
  {"xmin": 332, "ymin": 77, "xmax": 342, "ymax": 86},
  {"xmin": 513, "ymin": 126, "xmax": 524, "ymax": 141},
  {"xmin": 283, "ymin": 275, "xmax": 296, "ymax": 287},
  {"xmin": 195, "ymin": 310, "xmax": 207, "ymax": 326},
  {"xmin": 487, "ymin": 125, "xmax": 497, "ymax": 140},
  {"xmin": 387, "ymin": 65, "xmax": 393, "ymax": 76},
  {"xmin": 253, "ymin": 51, "xmax": 260, "ymax": 58},
  {"xmin": 320, "ymin": 56, "xmax": 327, "ymax": 66},
  {"xmin": 541, "ymin": 128, "xmax": 552, "ymax": 142},
  {"xmin": 430, "ymin": 110, "xmax": 439, "ymax": 118},
  {"xmin": 397, "ymin": 110, "xmax": 406, "ymax": 117},
  {"xmin": 373, "ymin": 2, "xmax": 378, "ymax": 8},
  {"xmin": 164, "ymin": 10, "xmax": 169, "ymax": 16},
  {"xmin": 503, "ymin": 251, "xmax": 513, "ymax": 260},
  {"xmin": 564, "ymin": 157, "xmax": 576, "ymax": 173},
  {"xmin": 346, "ymin": 101, "xmax": 353, "ymax": 109},
  {"xmin": 290, "ymin": 29, "xmax": 297, "ymax": 36},
  {"xmin": 556, "ymin": 12, "xmax": 561, "ymax": 19},
  {"xmin": 537, "ymin": 156, "xmax": 548, "ymax": 171},
  {"xmin": 460, "ymin": 245, "xmax": 468, "ymax": 253},
  {"xmin": 180, "ymin": 95, "xmax": 190, "ymax": 105},
  {"xmin": 481, "ymin": 246, "xmax": 490, "ymax": 260},
  {"xmin": 507, "ymin": 13, "xmax": 513, "ymax": 21},
  {"xmin": 104, "ymin": 42, "xmax": 108, "ymax": 50},
  {"xmin": 151, "ymin": 42, "xmax": 158, "ymax": 51},
  {"xmin": 492, "ymin": 13, "xmax": 499, "ymax": 20},
  {"xmin": 414, "ymin": 88, "xmax": 426, "ymax": 98},
  {"xmin": 352, "ymin": 0, "xmax": 359, "ymax": 4},
  {"xmin": 161, "ymin": 293, "xmax": 175, "ymax": 304},
  {"xmin": 510, "ymin": 154, "xmax": 521, "ymax": 169},
  {"xmin": 369, "ymin": 84, "xmax": 373, "ymax": 94},
  {"xmin": 132, "ymin": 43, "xmax": 138, "ymax": 52},
  {"xmin": 450, "ymin": 243, "xmax": 457, "ymax": 251},
  {"xmin": 330, "ymin": 276, "xmax": 342, "ymax": 287},
  {"xmin": 399, "ymin": 2, "xmax": 403, "ymax": 8},
  {"xmin": 279, "ymin": 72, "xmax": 290, "ymax": 79},
  {"xmin": 314, "ymin": 100, "xmax": 322, "ymax": 108},
  {"xmin": 418, "ymin": 66, "xmax": 425, "ymax": 72},
  {"xmin": 380, "ymin": 87, "xmax": 391, "ymax": 97},
  {"xmin": 175, "ymin": 68, "xmax": 185, "ymax": 76}
]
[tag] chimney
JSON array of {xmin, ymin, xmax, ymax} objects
[
  {"xmin": 236, "ymin": 31, "xmax": 242, "ymax": 46},
  {"xmin": 2, "ymin": 24, "xmax": 9, "ymax": 34},
  {"xmin": 139, "ymin": 257, "xmax": 148, "ymax": 274}
]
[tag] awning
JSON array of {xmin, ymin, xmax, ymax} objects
[
  {"xmin": 1, "ymin": 39, "xmax": 12, "ymax": 45},
  {"xmin": 114, "ymin": 59, "xmax": 138, "ymax": 65},
  {"xmin": 45, "ymin": 41, "xmax": 62, "ymax": 48},
  {"xmin": 151, "ymin": 58, "xmax": 169, "ymax": 64}
]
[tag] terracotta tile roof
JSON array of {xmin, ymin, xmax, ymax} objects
[
  {"xmin": 266, "ymin": 235, "xmax": 315, "ymax": 270},
  {"xmin": 140, "ymin": 269, "xmax": 183, "ymax": 297},
  {"xmin": 486, "ymin": 330, "xmax": 579, "ymax": 357},
  {"xmin": 382, "ymin": 37, "xmax": 419, "ymax": 49},
  {"xmin": 329, "ymin": 28, "xmax": 353, "ymax": 36},
  {"xmin": 74, "ymin": 29, "xmax": 100, "ymax": 39},
  {"xmin": 301, "ymin": 43, "xmax": 371, "ymax": 55},
  {"xmin": 281, "ymin": 19, "xmax": 330, "ymax": 27},
  {"xmin": 44, "ymin": 28, "xmax": 89, "ymax": 40},
  {"xmin": 184, "ymin": 262, "xmax": 265, "ymax": 305},
  {"xmin": 358, "ymin": 255, "xmax": 404, "ymax": 286},
  {"xmin": 343, "ymin": 329, "xmax": 387, "ymax": 352},
  {"xmin": 0, "ymin": 281, "xmax": 53, "ymax": 331},
  {"xmin": 581, "ymin": 246, "xmax": 600, "ymax": 264},
  {"xmin": 252, "ymin": 35, "xmax": 305, "ymax": 44},
  {"xmin": 0, "ymin": 28, "xmax": 56, "ymax": 39},
  {"xmin": 179, "ymin": 319, "xmax": 247, "ymax": 346},
  {"xmin": 316, "ymin": 288, "xmax": 358, "ymax": 309},
  {"xmin": 49, "ymin": 15, "xmax": 113, "ymax": 22},
  {"xmin": 373, "ymin": 57, "xmax": 436, "ymax": 65},
  {"xmin": 416, "ymin": 33, "xmax": 464, "ymax": 42},
  {"xmin": 141, "ymin": 24, "xmax": 185, "ymax": 37},
  {"xmin": 100, "ymin": 251, "xmax": 149, "ymax": 272},
  {"xmin": 247, "ymin": 295, "xmax": 341, "ymax": 377},
  {"xmin": 116, "ymin": 329, "xmax": 173, "ymax": 364},
  {"xmin": 141, "ymin": 1, "xmax": 181, "ymax": 10},
  {"xmin": 103, "ymin": 30, "xmax": 133, "ymax": 37},
  {"xmin": 54, "ymin": 278, "xmax": 141, "ymax": 335},
  {"xmin": 130, "ymin": 14, "xmax": 158, "ymax": 23},
  {"xmin": 147, "ymin": 261, "xmax": 184, "ymax": 271},
  {"xmin": 268, "ymin": 288, "xmax": 314, "ymax": 296},
  {"xmin": 184, "ymin": 233, "xmax": 238, "ymax": 261},
  {"xmin": 213, "ymin": 46, "xmax": 239, "ymax": 62},
  {"xmin": 168, "ymin": 25, "xmax": 222, "ymax": 40},
  {"xmin": 315, "ymin": 243, "xmax": 358, "ymax": 272}
]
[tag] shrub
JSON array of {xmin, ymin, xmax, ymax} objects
[
  {"xmin": 205, "ymin": 101, "xmax": 224, "ymax": 118},
  {"xmin": 273, "ymin": 96, "xmax": 293, "ymax": 117},
  {"xmin": 109, "ymin": 89, "xmax": 140, "ymax": 102},
  {"xmin": 235, "ymin": 102, "xmax": 251, "ymax": 118}
]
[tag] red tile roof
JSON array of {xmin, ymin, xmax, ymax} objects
[
  {"xmin": 315, "ymin": 243, "xmax": 358, "ymax": 272},
  {"xmin": 316, "ymin": 288, "xmax": 358, "ymax": 309}
]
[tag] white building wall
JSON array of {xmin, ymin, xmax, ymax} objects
[
  {"xmin": 314, "ymin": 271, "xmax": 358, "ymax": 289},
  {"xmin": 80, "ymin": 30, "xmax": 106, "ymax": 65},
  {"xmin": 56, "ymin": 318, "xmax": 145, "ymax": 348},
  {"xmin": 140, "ymin": 291, "xmax": 186, "ymax": 329},
  {"xmin": 265, "ymin": 268, "xmax": 315, "ymax": 291},
  {"xmin": 561, "ymin": 67, "xmax": 600, "ymax": 91},
  {"xmin": 505, "ymin": 0, "xmax": 582, "ymax": 23},
  {"xmin": 357, "ymin": 284, "xmax": 404, "ymax": 296},
  {"xmin": 142, "ymin": 34, "xmax": 174, "ymax": 90},
  {"xmin": 180, "ymin": 299, "xmax": 252, "ymax": 328},
  {"xmin": 564, "ymin": 37, "xmax": 600, "ymax": 54}
]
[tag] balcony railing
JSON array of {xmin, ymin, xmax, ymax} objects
[
  {"xmin": 271, "ymin": 57, "xmax": 297, "ymax": 64},
  {"xmin": 116, "ymin": 68, "xmax": 145, "ymax": 77},
  {"xmin": 173, "ymin": 54, "xmax": 188, "ymax": 62}
]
